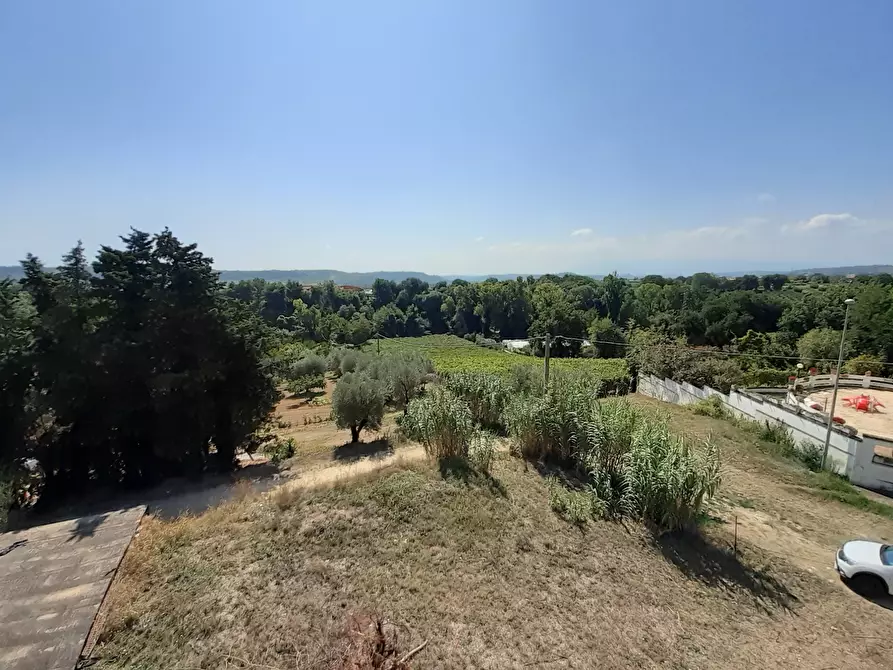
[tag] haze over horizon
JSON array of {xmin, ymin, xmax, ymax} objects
[{"xmin": 3, "ymin": 1, "xmax": 892, "ymax": 276}]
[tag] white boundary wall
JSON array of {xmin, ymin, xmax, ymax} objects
[{"xmin": 638, "ymin": 375, "xmax": 893, "ymax": 493}]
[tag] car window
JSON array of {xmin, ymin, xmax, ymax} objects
[{"xmin": 882, "ymin": 545, "xmax": 893, "ymax": 566}]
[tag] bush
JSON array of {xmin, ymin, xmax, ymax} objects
[
  {"xmin": 264, "ymin": 437, "xmax": 296, "ymax": 465},
  {"xmin": 797, "ymin": 439, "xmax": 824, "ymax": 472},
  {"xmin": 502, "ymin": 373, "xmax": 605, "ymax": 462},
  {"xmin": 685, "ymin": 357, "xmax": 743, "ymax": 394},
  {"xmin": 339, "ymin": 350, "xmax": 371, "ymax": 376},
  {"xmin": 741, "ymin": 367, "xmax": 791, "ymax": 388},
  {"xmin": 503, "ymin": 394, "xmax": 549, "ymax": 460},
  {"xmin": 503, "ymin": 389, "xmax": 722, "ymax": 531},
  {"xmin": 282, "ymin": 353, "xmax": 326, "ymax": 395},
  {"xmin": 443, "ymin": 372, "xmax": 511, "ymax": 431},
  {"xmin": 326, "ymin": 348, "xmax": 347, "ymax": 374},
  {"xmin": 0, "ymin": 469, "xmax": 15, "ymax": 530},
  {"xmin": 289, "ymin": 353, "xmax": 326, "ymax": 378},
  {"xmin": 509, "ymin": 364, "xmax": 543, "ymax": 395},
  {"xmin": 620, "ymin": 424, "xmax": 721, "ymax": 530},
  {"xmin": 403, "ymin": 387, "xmax": 474, "ymax": 460},
  {"xmin": 332, "ymin": 372, "xmax": 386, "ymax": 442},
  {"xmin": 757, "ymin": 420, "xmax": 796, "ymax": 454},
  {"xmin": 690, "ymin": 395, "xmax": 731, "ymax": 419},
  {"xmin": 843, "ymin": 353, "xmax": 882, "ymax": 375},
  {"xmin": 468, "ymin": 429, "xmax": 496, "ymax": 473},
  {"xmin": 547, "ymin": 477, "xmax": 604, "ymax": 525},
  {"xmin": 285, "ymin": 373, "xmax": 325, "ymax": 396}
]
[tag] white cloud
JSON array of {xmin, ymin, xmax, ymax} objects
[
  {"xmin": 782, "ymin": 212, "xmax": 858, "ymax": 233},
  {"xmin": 428, "ymin": 213, "xmax": 893, "ymax": 274},
  {"xmin": 570, "ymin": 228, "xmax": 593, "ymax": 236},
  {"xmin": 474, "ymin": 236, "xmax": 484, "ymax": 242},
  {"xmin": 757, "ymin": 192, "xmax": 776, "ymax": 203}
]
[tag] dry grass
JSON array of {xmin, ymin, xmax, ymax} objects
[{"xmin": 93, "ymin": 415, "xmax": 893, "ymax": 670}]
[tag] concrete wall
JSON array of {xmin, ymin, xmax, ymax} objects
[
  {"xmin": 853, "ymin": 434, "xmax": 893, "ymax": 493},
  {"xmin": 638, "ymin": 374, "xmax": 893, "ymax": 492}
]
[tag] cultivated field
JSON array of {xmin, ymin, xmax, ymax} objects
[
  {"xmin": 89, "ymin": 392, "xmax": 893, "ymax": 669},
  {"xmin": 372, "ymin": 334, "xmax": 628, "ymax": 381}
]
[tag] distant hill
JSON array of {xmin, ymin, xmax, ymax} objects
[
  {"xmin": 787, "ymin": 265, "xmax": 893, "ymax": 277},
  {"xmin": 216, "ymin": 269, "xmax": 445, "ymax": 287},
  {"xmin": 0, "ymin": 266, "xmax": 27, "ymax": 280},
  {"xmin": 4, "ymin": 264, "xmax": 892, "ymax": 285},
  {"xmin": 718, "ymin": 265, "xmax": 893, "ymax": 278}
]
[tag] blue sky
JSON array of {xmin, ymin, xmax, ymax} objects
[{"xmin": 2, "ymin": 1, "xmax": 892, "ymax": 275}]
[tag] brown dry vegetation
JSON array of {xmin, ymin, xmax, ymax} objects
[{"xmin": 91, "ymin": 395, "xmax": 893, "ymax": 669}]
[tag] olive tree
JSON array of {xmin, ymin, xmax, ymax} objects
[
  {"xmin": 332, "ymin": 372, "xmax": 386, "ymax": 442},
  {"xmin": 367, "ymin": 352, "xmax": 432, "ymax": 413},
  {"xmin": 284, "ymin": 353, "xmax": 326, "ymax": 395}
]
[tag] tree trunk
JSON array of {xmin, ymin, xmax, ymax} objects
[{"xmin": 350, "ymin": 425, "xmax": 361, "ymax": 443}]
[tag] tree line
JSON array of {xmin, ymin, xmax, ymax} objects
[{"xmin": 228, "ymin": 269, "xmax": 893, "ymax": 375}]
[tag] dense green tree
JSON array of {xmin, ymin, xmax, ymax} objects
[
  {"xmin": 797, "ymin": 328, "xmax": 849, "ymax": 370},
  {"xmin": 5, "ymin": 230, "xmax": 278, "ymax": 506},
  {"xmin": 589, "ymin": 317, "xmax": 626, "ymax": 358}
]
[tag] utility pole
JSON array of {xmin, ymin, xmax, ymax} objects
[
  {"xmin": 821, "ymin": 298, "xmax": 855, "ymax": 470},
  {"xmin": 544, "ymin": 333, "xmax": 551, "ymax": 387}
]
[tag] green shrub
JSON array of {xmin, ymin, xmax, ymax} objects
[
  {"xmin": 690, "ymin": 395, "xmax": 730, "ymax": 419},
  {"xmin": 504, "ymin": 390, "xmax": 722, "ymax": 531},
  {"xmin": 285, "ymin": 373, "xmax": 324, "ymax": 396},
  {"xmin": 502, "ymin": 394, "xmax": 550, "ymax": 460},
  {"xmin": 339, "ymin": 350, "xmax": 371, "ymax": 376},
  {"xmin": 326, "ymin": 348, "xmax": 347, "ymax": 374},
  {"xmin": 546, "ymin": 477, "xmax": 604, "ymax": 526},
  {"xmin": 741, "ymin": 367, "xmax": 791, "ymax": 387},
  {"xmin": 620, "ymin": 425, "xmax": 721, "ymax": 530},
  {"xmin": 797, "ymin": 439, "xmax": 824, "ymax": 472},
  {"xmin": 365, "ymin": 352, "xmax": 432, "ymax": 412},
  {"xmin": 264, "ymin": 437, "xmax": 296, "ymax": 465},
  {"xmin": 403, "ymin": 387, "xmax": 474, "ymax": 460},
  {"xmin": 508, "ymin": 364, "xmax": 543, "ymax": 395},
  {"xmin": 843, "ymin": 353, "xmax": 883, "ymax": 375},
  {"xmin": 468, "ymin": 429, "xmax": 496, "ymax": 473},
  {"xmin": 288, "ymin": 353, "xmax": 326, "ymax": 378},
  {"xmin": 443, "ymin": 372, "xmax": 511, "ymax": 430},
  {"xmin": 757, "ymin": 420, "xmax": 796, "ymax": 454}
]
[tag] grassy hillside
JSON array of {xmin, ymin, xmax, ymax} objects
[{"xmin": 93, "ymin": 396, "xmax": 893, "ymax": 669}]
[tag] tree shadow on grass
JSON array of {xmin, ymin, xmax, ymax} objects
[
  {"xmin": 333, "ymin": 438, "xmax": 394, "ymax": 463},
  {"xmin": 655, "ymin": 530, "xmax": 800, "ymax": 614},
  {"xmin": 531, "ymin": 460, "xmax": 588, "ymax": 491},
  {"xmin": 438, "ymin": 456, "xmax": 508, "ymax": 498}
]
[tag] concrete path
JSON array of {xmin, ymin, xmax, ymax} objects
[{"xmin": 0, "ymin": 506, "xmax": 145, "ymax": 670}]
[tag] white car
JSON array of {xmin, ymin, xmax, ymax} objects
[{"xmin": 835, "ymin": 540, "xmax": 893, "ymax": 597}]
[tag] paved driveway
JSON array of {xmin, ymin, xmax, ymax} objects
[{"xmin": 0, "ymin": 507, "xmax": 145, "ymax": 670}]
